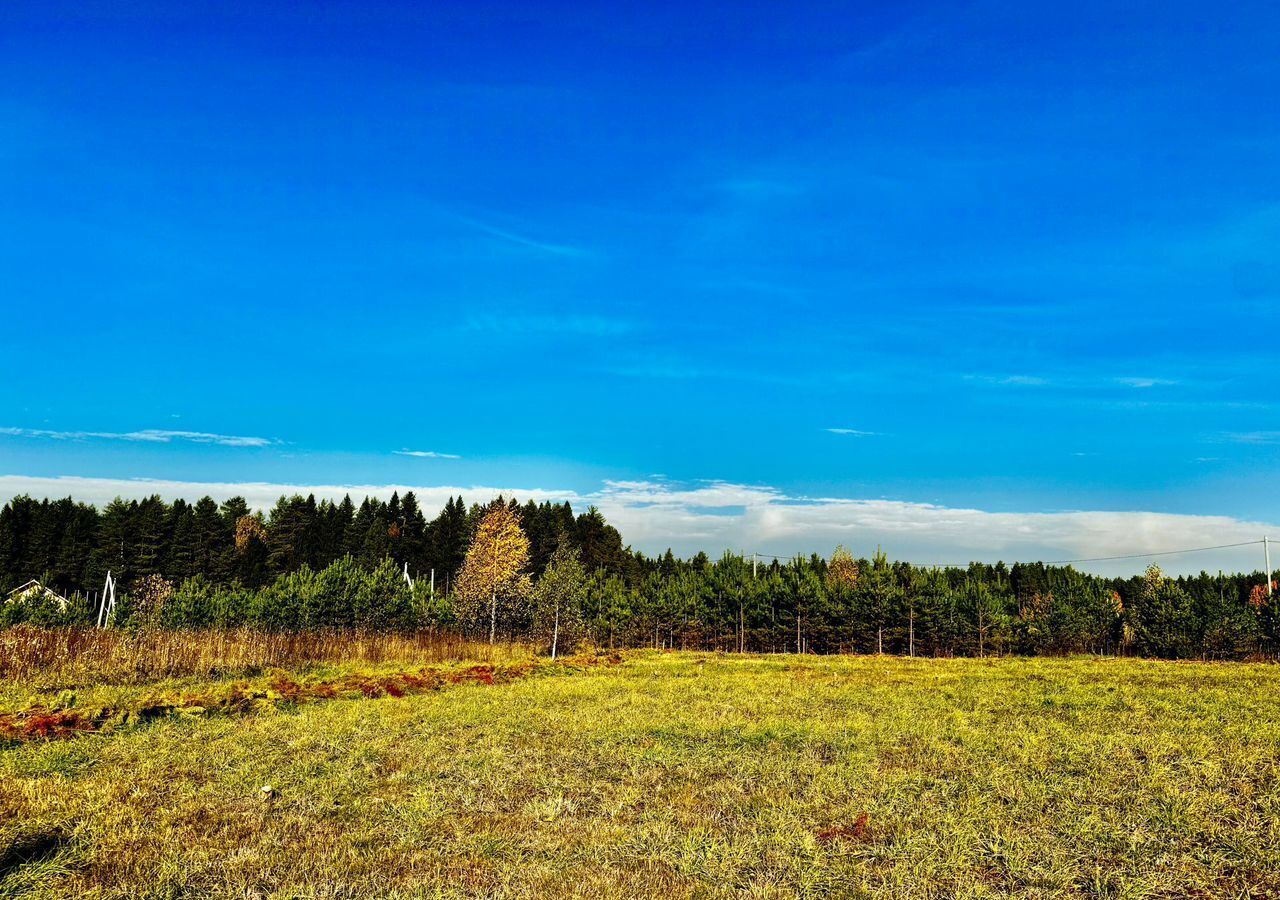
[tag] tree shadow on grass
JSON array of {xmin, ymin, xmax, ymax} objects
[{"xmin": 0, "ymin": 829, "xmax": 69, "ymax": 884}]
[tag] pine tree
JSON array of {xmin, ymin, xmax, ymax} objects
[
  {"xmin": 1132, "ymin": 565, "xmax": 1196, "ymax": 658},
  {"xmin": 91, "ymin": 498, "xmax": 137, "ymax": 586},
  {"xmin": 325, "ymin": 496, "xmax": 356, "ymax": 565},
  {"xmin": 0, "ymin": 497, "xmax": 36, "ymax": 591},
  {"xmin": 399, "ymin": 491, "xmax": 428, "ymax": 571},
  {"xmin": 575, "ymin": 506, "xmax": 628, "ymax": 577},
  {"xmin": 266, "ymin": 495, "xmax": 316, "ymax": 575},
  {"xmin": 132, "ymin": 496, "xmax": 170, "ymax": 580},
  {"xmin": 426, "ymin": 496, "xmax": 470, "ymax": 584},
  {"xmin": 166, "ymin": 499, "xmax": 200, "ymax": 583},
  {"xmin": 53, "ymin": 500, "xmax": 98, "ymax": 593}
]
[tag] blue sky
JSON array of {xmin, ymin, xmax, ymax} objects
[{"xmin": 3, "ymin": 1, "xmax": 1280, "ymax": 571}]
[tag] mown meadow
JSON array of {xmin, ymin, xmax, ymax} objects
[{"xmin": 3, "ymin": 644, "xmax": 1279, "ymax": 899}]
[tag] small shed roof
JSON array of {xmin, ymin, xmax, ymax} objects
[{"xmin": 5, "ymin": 579, "xmax": 71, "ymax": 608}]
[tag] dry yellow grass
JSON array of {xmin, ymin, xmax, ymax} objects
[
  {"xmin": 0, "ymin": 626, "xmax": 517, "ymax": 688},
  {"xmin": 3, "ymin": 651, "xmax": 1279, "ymax": 898}
]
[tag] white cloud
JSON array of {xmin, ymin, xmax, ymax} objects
[
  {"xmin": 826, "ymin": 428, "xmax": 877, "ymax": 436},
  {"xmin": 0, "ymin": 475, "xmax": 569, "ymax": 517},
  {"xmin": 0, "ymin": 473, "xmax": 1274, "ymax": 576},
  {"xmin": 395, "ymin": 449, "xmax": 462, "ymax": 459},
  {"xmin": 1222, "ymin": 431, "xmax": 1280, "ymax": 445},
  {"xmin": 0, "ymin": 427, "xmax": 276, "ymax": 448}
]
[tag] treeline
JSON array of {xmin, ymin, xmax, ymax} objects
[
  {"xmin": 1, "ymin": 493, "xmax": 1276, "ymax": 659},
  {"xmin": 0, "ymin": 492, "xmax": 629, "ymax": 596}
]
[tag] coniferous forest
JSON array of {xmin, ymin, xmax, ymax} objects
[{"xmin": 1, "ymin": 492, "xmax": 1275, "ymax": 659}]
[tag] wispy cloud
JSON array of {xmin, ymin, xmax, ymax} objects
[
  {"xmin": 964, "ymin": 374, "xmax": 1050, "ymax": 387},
  {"xmin": 460, "ymin": 217, "xmax": 586, "ymax": 258},
  {"xmin": 1219, "ymin": 431, "xmax": 1280, "ymax": 445},
  {"xmin": 965, "ymin": 373, "xmax": 1202, "ymax": 396},
  {"xmin": 826, "ymin": 428, "xmax": 877, "ymax": 436},
  {"xmin": 394, "ymin": 449, "xmax": 462, "ymax": 459},
  {"xmin": 3, "ymin": 473, "xmax": 1275, "ymax": 576},
  {"xmin": 0, "ymin": 427, "xmax": 276, "ymax": 448},
  {"xmin": 999, "ymin": 375, "xmax": 1049, "ymax": 386},
  {"xmin": 1116, "ymin": 377, "xmax": 1178, "ymax": 389}
]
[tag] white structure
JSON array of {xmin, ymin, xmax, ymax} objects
[
  {"xmin": 5, "ymin": 579, "xmax": 70, "ymax": 610},
  {"xmin": 96, "ymin": 571, "xmax": 118, "ymax": 627}
]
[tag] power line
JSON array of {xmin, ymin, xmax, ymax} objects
[{"xmin": 1032, "ymin": 540, "xmax": 1263, "ymax": 566}]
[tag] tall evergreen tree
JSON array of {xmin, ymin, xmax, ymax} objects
[{"xmin": 166, "ymin": 499, "xmax": 200, "ymax": 583}]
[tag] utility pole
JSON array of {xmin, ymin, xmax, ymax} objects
[
  {"xmin": 752, "ymin": 552, "xmax": 758, "ymax": 578},
  {"xmin": 429, "ymin": 568, "xmax": 435, "ymax": 600},
  {"xmin": 1266, "ymin": 536, "xmax": 1273, "ymax": 598}
]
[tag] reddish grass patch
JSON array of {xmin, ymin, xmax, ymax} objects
[
  {"xmin": 354, "ymin": 680, "xmax": 383, "ymax": 698},
  {"xmin": 817, "ymin": 812, "xmax": 871, "ymax": 845},
  {"xmin": 0, "ymin": 708, "xmax": 99, "ymax": 741},
  {"xmin": 0, "ymin": 654, "xmax": 619, "ymax": 745},
  {"xmin": 449, "ymin": 664, "xmax": 496, "ymax": 685}
]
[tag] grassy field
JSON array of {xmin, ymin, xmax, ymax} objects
[{"xmin": 3, "ymin": 651, "xmax": 1279, "ymax": 899}]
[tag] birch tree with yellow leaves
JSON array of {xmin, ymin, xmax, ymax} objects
[{"xmin": 455, "ymin": 501, "xmax": 532, "ymax": 643}]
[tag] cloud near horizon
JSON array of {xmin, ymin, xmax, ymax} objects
[
  {"xmin": 0, "ymin": 473, "xmax": 1273, "ymax": 577},
  {"xmin": 0, "ymin": 427, "xmax": 276, "ymax": 448}
]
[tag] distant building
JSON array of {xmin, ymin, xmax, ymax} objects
[{"xmin": 5, "ymin": 579, "xmax": 71, "ymax": 610}]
